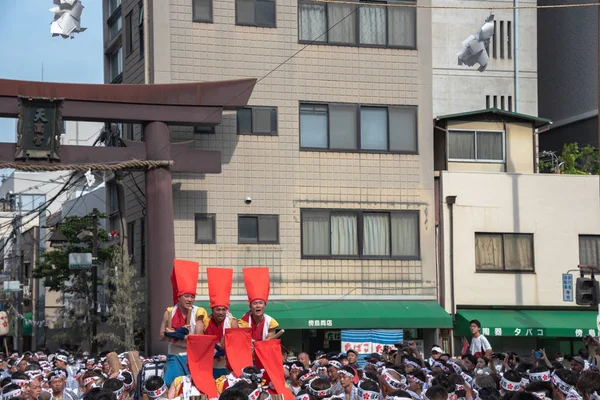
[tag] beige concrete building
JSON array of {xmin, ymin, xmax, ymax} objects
[
  {"xmin": 434, "ymin": 109, "xmax": 600, "ymax": 356},
  {"xmin": 103, "ymin": 0, "xmax": 452, "ymax": 352}
]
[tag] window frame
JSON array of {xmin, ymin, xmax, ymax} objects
[
  {"xmin": 125, "ymin": 11, "xmax": 133, "ymax": 55},
  {"xmin": 138, "ymin": 3, "xmax": 145, "ymax": 59},
  {"xmin": 474, "ymin": 232, "xmax": 535, "ymax": 273},
  {"xmin": 107, "ymin": 4, "xmax": 123, "ymax": 42},
  {"xmin": 300, "ymin": 208, "xmax": 420, "ymax": 260},
  {"xmin": 235, "ymin": 0, "xmax": 277, "ymax": 28},
  {"xmin": 299, "ymin": 102, "xmax": 418, "ymax": 154},
  {"xmin": 447, "ymin": 129, "xmax": 505, "ymax": 163},
  {"xmin": 238, "ymin": 214, "xmax": 280, "ymax": 244},
  {"xmin": 127, "ymin": 221, "xmax": 135, "ymax": 263},
  {"xmin": 237, "ymin": 106, "xmax": 278, "ymax": 136},
  {"xmin": 108, "ymin": 46, "xmax": 123, "ymax": 83},
  {"xmin": 192, "ymin": 0, "xmax": 213, "ymax": 23},
  {"xmin": 297, "ymin": 0, "xmax": 417, "ymax": 50},
  {"xmin": 140, "ymin": 218, "xmax": 146, "ymax": 277},
  {"xmin": 578, "ymin": 234, "xmax": 600, "ymax": 267},
  {"xmin": 195, "ymin": 213, "xmax": 217, "ymax": 244}
]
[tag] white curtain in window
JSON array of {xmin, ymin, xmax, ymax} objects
[
  {"xmin": 361, "ymin": 108, "xmax": 388, "ymax": 150},
  {"xmin": 477, "ymin": 131, "xmax": 503, "ymax": 161},
  {"xmin": 328, "ymin": 3, "xmax": 356, "ymax": 43},
  {"xmin": 580, "ymin": 236, "xmax": 600, "ymax": 267},
  {"xmin": 391, "ymin": 213, "xmax": 418, "ymax": 256},
  {"xmin": 360, "ymin": 6, "xmax": 386, "ymax": 45},
  {"xmin": 331, "ymin": 214, "xmax": 358, "ymax": 255},
  {"xmin": 299, "ymin": 3, "xmax": 327, "ymax": 42},
  {"xmin": 388, "ymin": 6, "xmax": 415, "ymax": 47},
  {"xmin": 503, "ymin": 234, "xmax": 533, "ymax": 270},
  {"xmin": 475, "ymin": 234, "xmax": 503, "ymax": 270},
  {"xmin": 300, "ymin": 107, "xmax": 328, "ymax": 148},
  {"xmin": 302, "ymin": 211, "xmax": 330, "ymax": 255},
  {"xmin": 449, "ymin": 131, "xmax": 475, "ymax": 160},
  {"xmin": 363, "ymin": 213, "xmax": 390, "ymax": 256}
]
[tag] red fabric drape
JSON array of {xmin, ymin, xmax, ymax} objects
[
  {"xmin": 225, "ymin": 328, "xmax": 253, "ymax": 376},
  {"xmin": 254, "ymin": 340, "xmax": 295, "ymax": 400},
  {"xmin": 187, "ymin": 335, "xmax": 219, "ymax": 399}
]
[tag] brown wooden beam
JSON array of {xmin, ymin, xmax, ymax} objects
[
  {"xmin": 0, "ymin": 78, "xmax": 256, "ymax": 108},
  {"xmin": 0, "ymin": 97, "xmax": 223, "ymax": 125}
]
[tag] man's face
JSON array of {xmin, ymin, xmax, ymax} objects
[
  {"xmin": 29, "ymin": 379, "xmax": 42, "ymax": 399},
  {"xmin": 103, "ymin": 361, "xmax": 110, "ymax": 374},
  {"xmin": 179, "ymin": 293, "xmax": 195, "ymax": 310},
  {"xmin": 347, "ymin": 352, "xmax": 357, "ymax": 364},
  {"xmin": 470, "ymin": 323, "xmax": 480, "ymax": 335},
  {"xmin": 440, "ymin": 354, "xmax": 450, "ymax": 362},
  {"xmin": 212, "ymin": 306, "xmax": 227, "ymax": 323},
  {"xmin": 299, "ymin": 353, "xmax": 310, "ymax": 367},
  {"xmin": 50, "ymin": 378, "xmax": 64, "ymax": 393},
  {"xmin": 290, "ymin": 370, "xmax": 301, "ymax": 384},
  {"xmin": 327, "ymin": 366, "xmax": 339, "ymax": 381},
  {"xmin": 476, "ymin": 358, "xmax": 487, "ymax": 369},
  {"xmin": 54, "ymin": 360, "xmax": 66, "ymax": 370},
  {"xmin": 17, "ymin": 361, "xmax": 27, "ymax": 372},
  {"xmin": 463, "ymin": 358, "xmax": 475, "ymax": 371},
  {"xmin": 339, "ymin": 373, "xmax": 353, "ymax": 388},
  {"xmin": 405, "ymin": 364, "xmax": 415, "ymax": 374},
  {"xmin": 571, "ymin": 360, "xmax": 584, "ymax": 372},
  {"xmin": 431, "ymin": 351, "xmax": 441, "ymax": 360},
  {"xmin": 250, "ymin": 300, "xmax": 266, "ymax": 318}
]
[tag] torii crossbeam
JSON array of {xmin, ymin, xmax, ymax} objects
[{"xmin": 0, "ymin": 77, "xmax": 256, "ymax": 354}]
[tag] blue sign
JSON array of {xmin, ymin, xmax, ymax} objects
[{"xmin": 563, "ymin": 273, "xmax": 574, "ymax": 302}]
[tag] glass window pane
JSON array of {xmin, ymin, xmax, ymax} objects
[
  {"xmin": 360, "ymin": 107, "xmax": 388, "ymax": 150},
  {"xmin": 195, "ymin": 214, "xmax": 215, "ymax": 243},
  {"xmin": 580, "ymin": 236, "xmax": 600, "ymax": 267},
  {"xmin": 300, "ymin": 104, "xmax": 328, "ymax": 148},
  {"xmin": 109, "ymin": 0, "xmax": 121, "ymax": 14},
  {"xmin": 302, "ymin": 210, "xmax": 330, "ymax": 256},
  {"xmin": 388, "ymin": 4, "xmax": 416, "ymax": 47},
  {"xmin": 328, "ymin": 3, "xmax": 356, "ymax": 44},
  {"xmin": 363, "ymin": 213, "xmax": 390, "ymax": 256},
  {"xmin": 477, "ymin": 131, "xmax": 503, "ymax": 161},
  {"xmin": 236, "ymin": 0, "xmax": 255, "ymax": 25},
  {"xmin": 389, "ymin": 107, "xmax": 417, "ymax": 152},
  {"xmin": 448, "ymin": 131, "xmax": 475, "ymax": 160},
  {"xmin": 329, "ymin": 104, "xmax": 357, "ymax": 150},
  {"xmin": 237, "ymin": 108, "xmax": 252, "ymax": 134},
  {"xmin": 391, "ymin": 212, "xmax": 419, "ymax": 257},
  {"xmin": 109, "ymin": 16, "xmax": 122, "ymax": 40},
  {"xmin": 475, "ymin": 233, "xmax": 503, "ymax": 271},
  {"xmin": 193, "ymin": 0, "xmax": 212, "ymax": 22},
  {"xmin": 258, "ymin": 215, "xmax": 278, "ymax": 242},
  {"xmin": 299, "ymin": 3, "xmax": 327, "ymax": 42},
  {"xmin": 256, "ymin": 0, "xmax": 276, "ymax": 26},
  {"xmin": 253, "ymin": 107, "xmax": 275, "ymax": 134},
  {"xmin": 503, "ymin": 234, "xmax": 533, "ymax": 271},
  {"xmin": 331, "ymin": 213, "xmax": 358, "ymax": 256},
  {"xmin": 238, "ymin": 217, "xmax": 258, "ymax": 242},
  {"xmin": 360, "ymin": 6, "xmax": 386, "ymax": 45}
]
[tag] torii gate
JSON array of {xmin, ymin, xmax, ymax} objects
[{"xmin": 0, "ymin": 77, "xmax": 256, "ymax": 354}]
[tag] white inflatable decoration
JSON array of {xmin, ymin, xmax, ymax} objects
[{"xmin": 0, "ymin": 311, "xmax": 9, "ymax": 336}]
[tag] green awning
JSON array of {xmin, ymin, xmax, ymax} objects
[
  {"xmin": 456, "ymin": 309, "xmax": 598, "ymax": 338},
  {"xmin": 194, "ymin": 300, "xmax": 451, "ymax": 329}
]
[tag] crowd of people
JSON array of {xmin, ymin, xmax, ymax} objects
[{"xmin": 2, "ymin": 262, "xmax": 599, "ymax": 400}]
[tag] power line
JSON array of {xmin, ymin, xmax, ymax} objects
[{"xmin": 307, "ymin": 0, "xmax": 600, "ymax": 10}]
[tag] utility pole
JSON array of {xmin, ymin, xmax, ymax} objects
[
  {"xmin": 12, "ymin": 215, "xmax": 22, "ymax": 353},
  {"xmin": 91, "ymin": 208, "xmax": 99, "ymax": 354}
]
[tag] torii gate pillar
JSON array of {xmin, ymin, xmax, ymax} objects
[{"xmin": 144, "ymin": 122, "xmax": 175, "ymax": 353}]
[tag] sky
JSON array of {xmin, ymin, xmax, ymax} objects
[{"xmin": 0, "ymin": 0, "xmax": 104, "ymax": 143}]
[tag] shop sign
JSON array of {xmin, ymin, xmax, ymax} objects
[
  {"xmin": 325, "ymin": 331, "xmax": 341, "ymax": 341},
  {"xmin": 308, "ymin": 319, "xmax": 333, "ymax": 327}
]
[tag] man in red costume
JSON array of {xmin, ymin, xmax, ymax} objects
[
  {"xmin": 159, "ymin": 259, "xmax": 207, "ymax": 386},
  {"xmin": 203, "ymin": 268, "xmax": 238, "ymax": 379},
  {"xmin": 237, "ymin": 268, "xmax": 279, "ymax": 341}
]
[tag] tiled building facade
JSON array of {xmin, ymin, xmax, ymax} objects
[{"xmin": 103, "ymin": 0, "xmax": 438, "ymax": 349}]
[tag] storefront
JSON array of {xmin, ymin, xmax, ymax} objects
[
  {"xmin": 196, "ymin": 300, "xmax": 452, "ymax": 356},
  {"xmin": 455, "ymin": 308, "xmax": 598, "ymax": 356}
]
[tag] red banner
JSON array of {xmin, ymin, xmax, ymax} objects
[
  {"xmin": 187, "ymin": 334, "xmax": 219, "ymax": 399},
  {"xmin": 254, "ymin": 340, "xmax": 295, "ymax": 400},
  {"xmin": 225, "ymin": 328, "xmax": 253, "ymax": 377}
]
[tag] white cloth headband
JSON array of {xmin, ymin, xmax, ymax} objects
[
  {"xmin": 55, "ymin": 355, "xmax": 68, "ymax": 363},
  {"xmin": 328, "ymin": 361, "xmax": 342, "ymax": 369},
  {"xmin": 501, "ymin": 377, "xmax": 520, "ymax": 392},
  {"xmin": 552, "ymin": 372, "xmax": 573, "ymax": 395},
  {"xmin": 386, "ymin": 397, "xmax": 413, "ymax": 400},
  {"xmin": 145, "ymin": 383, "xmax": 167, "ymax": 399},
  {"xmin": 11, "ymin": 379, "xmax": 28, "ymax": 387},
  {"xmin": 529, "ymin": 371, "xmax": 551, "ymax": 382},
  {"xmin": 531, "ymin": 392, "xmax": 547, "ymax": 400},
  {"xmin": 307, "ymin": 380, "xmax": 333, "ymax": 398},
  {"xmin": 338, "ymin": 369, "xmax": 354, "ymax": 378},
  {"xmin": 3, "ymin": 387, "xmax": 22, "ymax": 400},
  {"xmin": 358, "ymin": 387, "xmax": 380, "ymax": 400},
  {"xmin": 408, "ymin": 375, "xmax": 425, "ymax": 387},
  {"xmin": 84, "ymin": 377, "xmax": 100, "ymax": 386},
  {"xmin": 382, "ymin": 368, "xmax": 406, "ymax": 390},
  {"xmin": 404, "ymin": 360, "xmax": 421, "ymax": 368}
]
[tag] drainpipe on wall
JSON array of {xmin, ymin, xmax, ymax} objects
[
  {"xmin": 514, "ymin": 0, "xmax": 519, "ymax": 112},
  {"xmin": 446, "ymin": 196, "xmax": 457, "ymax": 323}
]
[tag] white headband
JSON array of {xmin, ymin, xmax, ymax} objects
[
  {"xmin": 338, "ymin": 369, "xmax": 354, "ymax": 378},
  {"xmin": 11, "ymin": 379, "xmax": 28, "ymax": 387},
  {"xmin": 382, "ymin": 368, "xmax": 407, "ymax": 390},
  {"xmin": 145, "ymin": 383, "xmax": 167, "ymax": 399},
  {"xmin": 529, "ymin": 371, "xmax": 551, "ymax": 382},
  {"xmin": 358, "ymin": 387, "xmax": 380, "ymax": 400},
  {"xmin": 55, "ymin": 355, "xmax": 68, "ymax": 363},
  {"xmin": 84, "ymin": 377, "xmax": 100, "ymax": 386},
  {"xmin": 552, "ymin": 372, "xmax": 573, "ymax": 395},
  {"xmin": 307, "ymin": 380, "xmax": 333, "ymax": 398},
  {"xmin": 501, "ymin": 377, "xmax": 520, "ymax": 392},
  {"xmin": 328, "ymin": 361, "xmax": 342, "ymax": 369},
  {"xmin": 2, "ymin": 387, "xmax": 22, "ymax": 400},
  {"xmin": 408, "ymin": 375, "xmax": 425, "ymax": 387}
]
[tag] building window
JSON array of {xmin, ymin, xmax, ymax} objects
[
  {"xmin": 138, "ymin": 3, "xmax": 144, "ymax": 59},
  {"xmin": 508, "ymin": 96, "xmax": 513, "ymax": 112},
  {"xmin": 195, "ymin": 214, "xmax": 216, "ymax": 244},
  {"xmin": 140, "ymin": 218, "xmax": 146, "ymax": 276},
  {"xmin": 448, "ymin": 130, "xmax": 504, "ymax": 162},
  {"xmin": 238, "ymin": 215, "xmax": 279, "ymax": 244},
  {"xmin": 16, "ymin": 194, "xmax": 45, "ymax": 211},
  {"xmin": 194, "ymin": 125, "xmax": 216, "ymax": 134},
  {"xmin": 236, "ymin": 0, "xmax": 276, "ymax": 28},
  {"xmin": 475, "ymin": 233, "xmax": 534, "ymax": 272},
  {"xmin": 579, "ymin": 235, "xmax": 600, "ymax": 267},
  {"xmin": 300, "ymin": 103, "xmax": 418, "ymax": 153},
  {"xmin": 485, "ymin": 95, "xmax": 490, "ymax": 109},
  {"xmin": 500, "ymin": 21, "xmax": 505, "ymax": 59},
  {"xmin": 507, "ymin": 21, "xmax": 512, "ymax": 59},
  {"xmin": 109, "ymin": 47, "xmax": 123, "ymax": 82},
  {"xmin": 125, "ymin": 12, "xmax": 133, "ymax": 55},
  {"xmin": 298, "ymin": 0, "xmax": 416, "ymax": 49},
  {"xmin": 301, "ymin": 209, "xmax": 419, "ymax": 259},
  {"xmin": 109, "ymin": 184, "xmax": 119, "ymax": 214},
  {"xmin": 193, "ymin": 0, "xmax": 213, "ymax": 23},
  {"xmin": 109, "ymin": 0, "xmax": 121, "ymax": 15},
  {"xmin": 127, "ymin": 221, "xmax": 135, "ymax": 263},
  {"xmin": 237, "ymin": 107, "xmax": 277, "ymax": 135},
  {"xmin": 492, "ymin": 20, "xmax": 497, "ymax": 59},
  {"xmin": 108, "ymin": 13, "xmax": 122, "ymax": 41}
]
